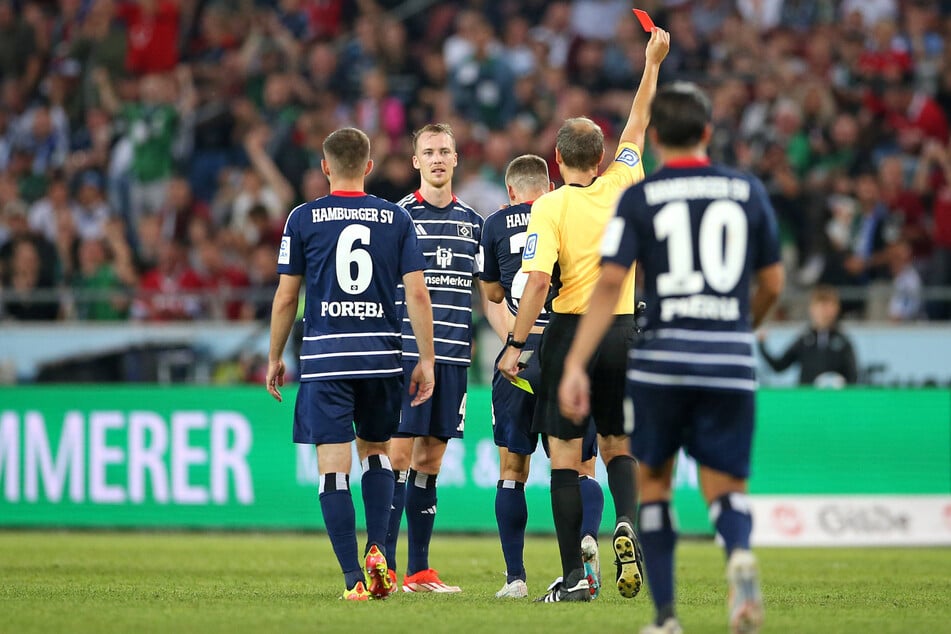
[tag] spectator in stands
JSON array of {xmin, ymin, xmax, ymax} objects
[
  {"xmin": 73, "ymin": 170, "xmax": 112, "ymax": 241},
  {"xmin": 758, "ymin": 286, "xmax": 858, "ymax": 387},
  {"xmin": 2, "ymin": 235, "xmax": 60, "ymax": 320},
  {"xmin": 449, "ymin": 13, "xmax": 516, "ymax": 130},
  {"xmin": 0, "ymin": 0, "xmax": 42, "ymax": 96},
  {"xmin": 116, "ymin": 0, "xmax": 180, "ymax": 75},
  {"xmin": 28, "ymin": 175, "xmax": 76, "ymax": 242},
  {"xmin": 887, "ymin": 240, "xmax": 923, "ymax": 322},
  {"xmin": 132, "ymin": 238, "xmax": 203, "ymax": 320},
  {"xmin": 72, "ymin": 236, "xmax": 133, "ymax": 320}
]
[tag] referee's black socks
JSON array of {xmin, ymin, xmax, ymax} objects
[
  {"xmin": 550, "ymin": 468, "xmax": 583, "ymax": 579},
  {"xmin": 606, "ymin": 455, "xmax": 639, "ymax": 524}
]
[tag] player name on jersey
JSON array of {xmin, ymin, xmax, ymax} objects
[
  {"xmin": 643, "ymin": 176, "xmax": 751, "ymax": 205},
  {"xmin": 310, "ymin": 206, "xmax": 397, "ymax": 224},
  {"xmin": 319, "ymin": 301, "xmax": 386, "ymax": 319}
]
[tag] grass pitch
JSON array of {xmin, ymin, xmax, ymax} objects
[{"xmin": 2, "ymin": 531, "xmax": 950, "ymax": 634}]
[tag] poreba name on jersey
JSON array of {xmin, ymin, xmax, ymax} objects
[
  {"xmin": 602, "ymin": 161, "xmax": 781, "ymax": 392},
  {"xmin": 480, "ymin": 202, "xmax": 548, "ymax": 327},
  {"xmin": 398, "ymin": 191, "xmax": 484, "ymax": 366},
  {"xmin": 278, "ymin": 191, "xmax": 426, "ymax": 381}
]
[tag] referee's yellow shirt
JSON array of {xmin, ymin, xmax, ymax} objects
[{"xmin": 521, "ymin": 142, "xmax": 645, "ymax": 315}]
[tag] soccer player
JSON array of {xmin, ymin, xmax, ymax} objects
[
  {"xmin": 266, "ymin": 127, "xmax": 436, "ymax": 601},
  {"xmin": 386, "ymin": 123, "xmax": 484, "ymax": 593},
  {"xmin": 498, "ymin": 27, "xmax": 670, "ymax": 603},
  {"xmin": 558, "ymin": 83, "xmax": 785, "ymax": 634},
  {"xmin": 480, "ymin": 154, "xmax": 605, "ymax": 600}
]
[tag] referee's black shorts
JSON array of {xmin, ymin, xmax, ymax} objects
[{"xmin": 531, "ymin": 312, "xmax": 635, "ymax": 440}]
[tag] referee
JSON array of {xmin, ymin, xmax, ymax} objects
[{"xmin": 498, "ymin": 27, "xmax": 669, "ymax": 603}]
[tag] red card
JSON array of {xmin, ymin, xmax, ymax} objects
[{"xmin": 633, "ymin": 8, "xmax": 655, "ymax": 32}]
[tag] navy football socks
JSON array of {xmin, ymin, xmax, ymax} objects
[
  {"xmin": 361, "ymin": 454, "xmax": 394, "ymax": 556},
  {"xmin": 579, "ymin": 475, "xmax": 604, "ymax": 540},
  {"xmin": 405, "ymin": 469, "xmax": 438, "ymax": 576},
  {"xmin": 710, "ymin": 492, "xmax": 753, "ymax": 556},
  {"xmin": 318, "ymin": 472, "xmax": 363, "ymax": 590},
  {"xmin": 495, "ymin": 479, "xmax": 528, "ymax": 582},
  {"xmin": 385, "ymin": 469, "xmax": 408, "ymax": 573},
  {"xmin": 638, "ymin": 501, "xmax": 677, "ymax": 622}
]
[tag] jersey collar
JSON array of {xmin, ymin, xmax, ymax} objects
[
  {"xmin": 664, "ymin": 157, "xmax": 711, "ymax": 168},
  {"xmin": 414, "ymin": 189, "xmax": 457, "ymax": 204},
  {"xmin": 331, "ymin": 190, "xmax": 366, "ymax": 197}
]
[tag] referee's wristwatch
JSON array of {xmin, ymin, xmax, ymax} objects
[{"xmin": 505, "ymin": 333, "xmax": 526, "ymax": 349}]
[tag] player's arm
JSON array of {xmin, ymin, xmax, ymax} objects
[
  {"xmin": 480, "ymin": 279, "xmax": 514, "ymax": 343},
  {"xmin": 266, "ymin": 273, "xmax": 302, "ymax": 402},
  {"xmin": 480, "ymin": 279, "xmax": 505, "ymax": 304},
  {"xmin": 751, "ymin": 262, "xmax": 784, "ymax": 330},
  {"xmin": 497, "ymin": 270, "xmax": 550, "ymax": 381},
  {"xmin": 757, "ymin": 329, "xmax": 800, "ymax": 372},
  {"xmin": 618, "ymin": 28, "xmax": 670, "ymax": 150},
  {"xmin": 403, "ymin": 269, "xmax": 435, "ymax": 406},
  {"xmin": 559, "ymin": 263, "xmax": 628, "ymax": 422}
]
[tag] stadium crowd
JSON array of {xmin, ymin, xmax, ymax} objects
[{"xmin": 1, "ymin": 0, "xmax": 951, "ymax": 326}]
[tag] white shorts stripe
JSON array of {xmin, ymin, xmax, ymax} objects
[
  {"xmin": 627, "ymin": 369, "xmax": 756, "ymax": 391},
  {"xmin": 300, "ymin": 368, "xmax": 404, "ymax": 379},
  {"xmin": 299, "ymin": 350, "xmax": 400, "ymax": 360},
  {"xmin": 402, "ymin": 352, "xmax": 470, "ymax": 364},
  {"xmin": 630, "ymin": 350, "xmax": 756, "ymax": 367},
  {"xmin": 302, "ymin": 331, "xmax": 400, "ymax": 341},
  {"xmin": 652, "ymin": 328, "xmax": 755, "ymax": 345}
]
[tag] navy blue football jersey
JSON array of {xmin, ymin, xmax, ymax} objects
[
  {"xmin": 601, "ymin": 160, "xmax": 781, "ymax": 392},
  {"xmin": 278, "ymin": 191, "xmax": 426, "ymax": 381},
  {"xmin": 480, "ymin": 202, "xmax": 549, "ymax": 328},
  {"xmin": 397, "ymin": 191, "xmax": 484, "ymax": 366}
]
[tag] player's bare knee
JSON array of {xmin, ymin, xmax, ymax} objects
[
  {"xmin": 411, "ymin": 435, "xmax": 448, "ymax": 475},
  {"xmin": 699, "ymin": 466, "xmax": 747, "ymax": 505},
  {"xmin": 501, "ymin": 453, "xmax": 531, "ymax": 482},
  {"xmin": 597, "ymin": 434, "xmax": 632, "ymax": 464}
]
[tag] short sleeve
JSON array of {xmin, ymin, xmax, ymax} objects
[
  {"xmin": 750, "ymin": 177, "xmax": 782, "ymax": 270},
  {"xmin": 601, "ymin": 186, "xmax": 641, "ymax": 270},
  {"xmin": 399, "ymin": 211, "xmax": 427, "ymax": 275},
  {"xmin": 472, "ymin": 214, "xmax": 485, "ymax": 276},
  {"xmin": 277, "ymin": 205, "xmax": 305, "ymax": 275},
  {"xmin": 521, "ymin": 197, "xmax": 560, "ymax": 275},
  {"xmin": 599, "ymin": 142, "xmax": 646, "ymax": 192},
  {"xmin": 478, "ymin": 214, "xmax": 500, "ymax": 282}
]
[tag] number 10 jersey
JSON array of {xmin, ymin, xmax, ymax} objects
[
  {"xmin": 602, "ymin": 161, "xmax": 781, "ymax": 392},
  {"xmin": 278, "ymin": 191, "xmax": 427, "ymax": 382}
]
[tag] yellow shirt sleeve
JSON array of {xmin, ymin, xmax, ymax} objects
[
  {"xmin": 599, "ymin": 142, "xmax": 646, "ymax": 192},
  {"xmin": 521, "ymin": 195, "xmax": 560, "ymax": 275}
]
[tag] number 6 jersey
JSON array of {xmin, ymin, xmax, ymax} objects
[
  {"xmin": 278, "ymin": 191, "xmax": 427, "ymax": 382},
  {"xmin": 602, "ymin": 159, "xmax": 781, "ymax": 392}
]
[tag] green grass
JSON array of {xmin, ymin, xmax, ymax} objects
[{"xmin": 2, "ymin": 532, "xmax": 950, "ymax": 633}]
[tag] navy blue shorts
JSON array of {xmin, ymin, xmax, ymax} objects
[
  {"xmin": 293, "ymin": 376, "xmax": 403, "ymax": 445},
  {"xmin": 628, "ymin": 384, "xmax": 755, "ymax": 479},
  {"xmin": 396, "ymin": 361, "xmax": 468, "ymax": 439},
  {"xmin": 491, "ymin": 334, "xmax": 598, "ymax": 461}
]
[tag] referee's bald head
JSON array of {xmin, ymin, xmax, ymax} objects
[
  {"xmin": 556, "ymin": 117, "xmax": 605, "ymax": 171},
  {"xmin": 323, "ymin": 127, "xmax": 371, "ymax": 178}
]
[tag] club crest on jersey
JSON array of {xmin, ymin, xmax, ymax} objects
[
  {"xmin": 616, "ymin": 148, "xmax": 640, "ymax": 168},
  {"xmin": 523, "ymin": 233, "xmax": 538, "ymax": 260},
  {"xmin": 435, "ymin": 246, "xmax": 454, "ymax": 268},
  {"xmin": 457, "ymin": 224, "xmax": 472, "ymax": 238},
  {"xmin": 278, "ymin": 236, "xmax": 291, "ymax": 264}
]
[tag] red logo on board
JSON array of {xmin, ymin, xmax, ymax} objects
[{"xmin": 772, "ymin": 505, "xmax": 804, "ymax": 537}]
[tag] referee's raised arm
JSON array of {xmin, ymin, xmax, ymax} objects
[{"xmin": 618, "ymin": 28, "xmax": 670, "ymax": 150}]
